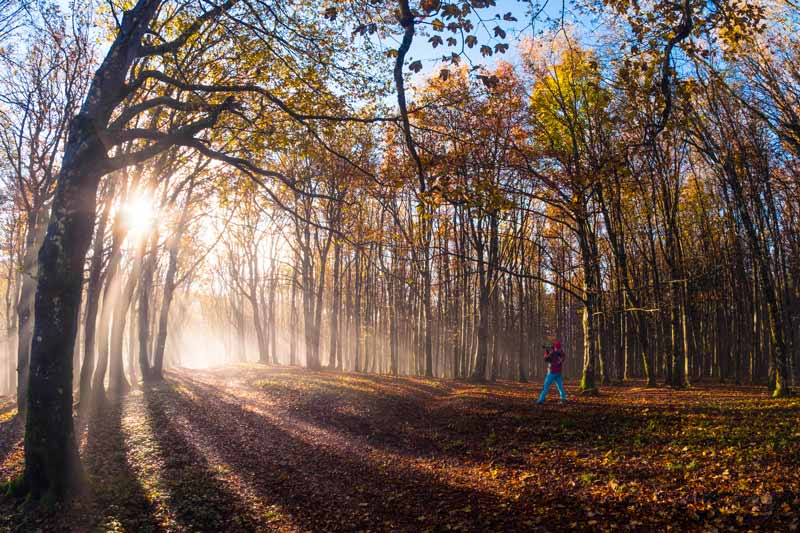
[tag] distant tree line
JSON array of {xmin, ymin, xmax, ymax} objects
[{"xmin": 0, "ymin": 0, "xmax": 794, "ymax": 504}]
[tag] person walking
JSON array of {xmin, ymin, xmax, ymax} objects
[{"xmin": 537, "ymin": 341, "xmax": 566, "ymax": 404}]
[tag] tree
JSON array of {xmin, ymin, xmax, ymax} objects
[
  {"xmin": 521, "ymin": 45, "xmax": 615, "ymax": 394},
  {"xmin": 16, "ymin": 0, "xmax": 340, "ymax": 501},
  {"xmin": 0, "ymin": 3, "xmax": 93, "ymax": 414}
]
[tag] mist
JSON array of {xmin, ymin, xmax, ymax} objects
[{"xmin": 1, "ymin": 0, "xmax": 799, "ymax": 529}]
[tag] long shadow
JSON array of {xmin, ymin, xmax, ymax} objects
[
  {"xmin": 258, "ymin": 377, "xmax": 653, "ymax": 464},
  {"xmin": 233, "ymin": 368, "xmax": 661, "ymax": 465},
  {"xmin": 180, "ymin": 376, "xmax": 764, "ymax": 530},
  {"xmin": 83, "ymin": 398, "xmax": 161, "ymax": 532},
  {"xmin": 161, "ymin": 374, "xmax": 553, "ymax": 532},
  {"xmin": 213, "ymin": 372, "xmax": 444, "ymax": 455},
  {"xmin": 269, "ymin": 369, "xmax": 794, "ymax": 463},
  {"xmin": 331, "ymin": 372, "xmax": 457, "ymax": 398},
  {"xmin": 269, "ymin": 373, "xmax": 793, "ymax": 521},
  {"xmin": 240, "ymin": 368, "xmax": 455, "ymax": 401},
  {"xmin": 142, "ymin": 383, "xmax": 266, "ymax": 532},
  {"xmin": 276, "ymin": 373, "xmax": 799, "ymax": 461},
  {"xmin": 171, "ymin": 370, "xmax": 800, "ymax": 531}
]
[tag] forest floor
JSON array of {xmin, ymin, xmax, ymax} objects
[{"xmin": 1, "ymin": 365, "xmax": 799, "ymax": 532}]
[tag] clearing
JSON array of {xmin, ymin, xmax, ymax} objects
[{"xmin": 1, "ymin": 365, "xmax": 799, "ymax": 531}]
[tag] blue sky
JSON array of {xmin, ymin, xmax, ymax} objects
[{"xmin": 404, "ymin": 1, "xmax": 576, "ymax": 78}]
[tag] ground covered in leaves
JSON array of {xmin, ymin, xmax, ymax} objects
[{"xmin": 1, "ymin": 366, "xmax": 799, "ymax": 532}]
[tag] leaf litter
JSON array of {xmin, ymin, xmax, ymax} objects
[{"xmin": 0, "ymin": 366, "xmax": 798, "ymax": 532}]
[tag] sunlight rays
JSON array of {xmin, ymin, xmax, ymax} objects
[
  {"xmin": 175, "ymin": 369, "xmax": 530, "ymax": 505},
  {"xmin": 120, "ymin": 193, "xmax": 159, "ymax": 239},
  {"xmin": 134, "ymin": 384, "xmax": 301, "ymax": 531}
]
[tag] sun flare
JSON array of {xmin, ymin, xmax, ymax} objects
[
  {"xmin": 2, "ymin": 0, "xmax": 800, "ymax": 529},
  {"xmin": 122, "ymin": 194, "xmax": 158, "ymax": 236}
]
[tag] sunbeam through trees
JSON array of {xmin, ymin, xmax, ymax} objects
[{"xmin": 0, "ymin": 0, "xmax": 798, "ymax": 530}]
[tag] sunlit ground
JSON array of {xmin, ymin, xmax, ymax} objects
[{"xmin": 1, "ymin": 366, "xmax": 799, "ymax": 531}]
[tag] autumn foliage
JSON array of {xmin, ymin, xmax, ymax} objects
[{"xmin": 1, "ymin": 367, "xmax": 798, "ymax": 531}]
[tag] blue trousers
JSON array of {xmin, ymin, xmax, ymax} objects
[{"xmin": 537, "ymin": 372, "xmax": 566, "ymax": 403}]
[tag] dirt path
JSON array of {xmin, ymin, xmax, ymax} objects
[{"xmin": 1, "ymin": 366, "xmax": 799, "ymax": 531}]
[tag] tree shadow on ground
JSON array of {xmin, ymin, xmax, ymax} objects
[
  {"xmin": 141, "ymin": 384, "xmax": 265, "ymax": 532},
  {"xmin": 155, "ymin": 375, "xmax": 548, "ymax": 532},
  {"xmin": 177, "ymin": 368, "xmax": 800, "ymax": 528},
  {"xmin": 4, "ymin": 368, "xmax": 798, "ymax": 532},
  {"xmin": 259, "ymin": 369, "xmax": 798, "ymax": 463},
  {"xmin": 179, "ymin": 370, "xmax": 790, "ymax": 531},
  {"xmin": 0, "ymin": 398, "xmax": 162, "ymax": 532},
  {"xmin": 242, "ymin": 371, "xmax": 656, "ymax": 465},
  {"xmin": 82, "ymin": 398, "xmax": 161, "ymax": 532}
]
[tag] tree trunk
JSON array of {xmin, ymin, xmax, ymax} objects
[
  {"xmin": 289, "ymin": 260, "xmax": 298, "ymax": 366},
  {"xmin": 21, "ymin": 120, "xmax": 116, "ymax": 499},
  {"xmin": 268, "ymin": 276, "xmax": 277, "ymax": 364},
  {"xmin": 470, "ymin": 256, "xmax": 489, "ymax": 383},
  {"xmin": 250, "ymin": 286, "xmax": 268, "ymax": 364},
  {"xmin": 91, "ymin": 255, "xmax": 119, "ymax": 404},
  {"xmin": 137, "ymin": 229, "xmax": 158, "ymax": 382},
  {"xmin": 517, "ymin": 275, "xmax": 528, "ymax": 383},
  {"xmin": 78, "ymin": 185, "xmax": 113, "ymax": 408},
  {"xmin": 15, "ymin": 211, "xmax": 44, "ymax": 416},
  {"xmin": 108, "ymin": 234, "xmax": 146, "ymax": 395},
  {"xmin": 578, "ymin": 220, "xmax": 600, "ymax": 395},
  {"xmin": 152, "ymin": 181, "xmax": 194, "ymax": 379},
  {"xmin": 18, "ymin": 0, "xmax": 169, "ymax": 496},
  {"xmin": 354, "ymin": 249, "xmax": 362, "ymax": 373},
  {"xmin": 328, "ymin": 243, "xmax": 341, "ymax": 369}
]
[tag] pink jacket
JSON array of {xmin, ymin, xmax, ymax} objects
[{"xmin": 545, "ymin": 349, "xmax": 564, "ymax": 374}]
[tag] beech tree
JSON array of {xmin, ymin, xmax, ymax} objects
[
  {"xmin": 13, "ymin": 0, "xmax": 384, "ymax": 501},
  {"xmin": 5, "ymin": 0, "xmax": 792, "ymax": 506},
  {"xmin": 0, "ymin": 3, "xmax": 93, "ymax": 414}
]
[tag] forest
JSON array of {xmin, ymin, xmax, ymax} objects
[{"xmin": 0, "ymin": 0, "xmax": 798, "ymax": 531}]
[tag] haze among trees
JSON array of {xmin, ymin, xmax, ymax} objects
[{"xmin": 0, "ymin": 0, "xmax": 798, "ymax": 530}]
